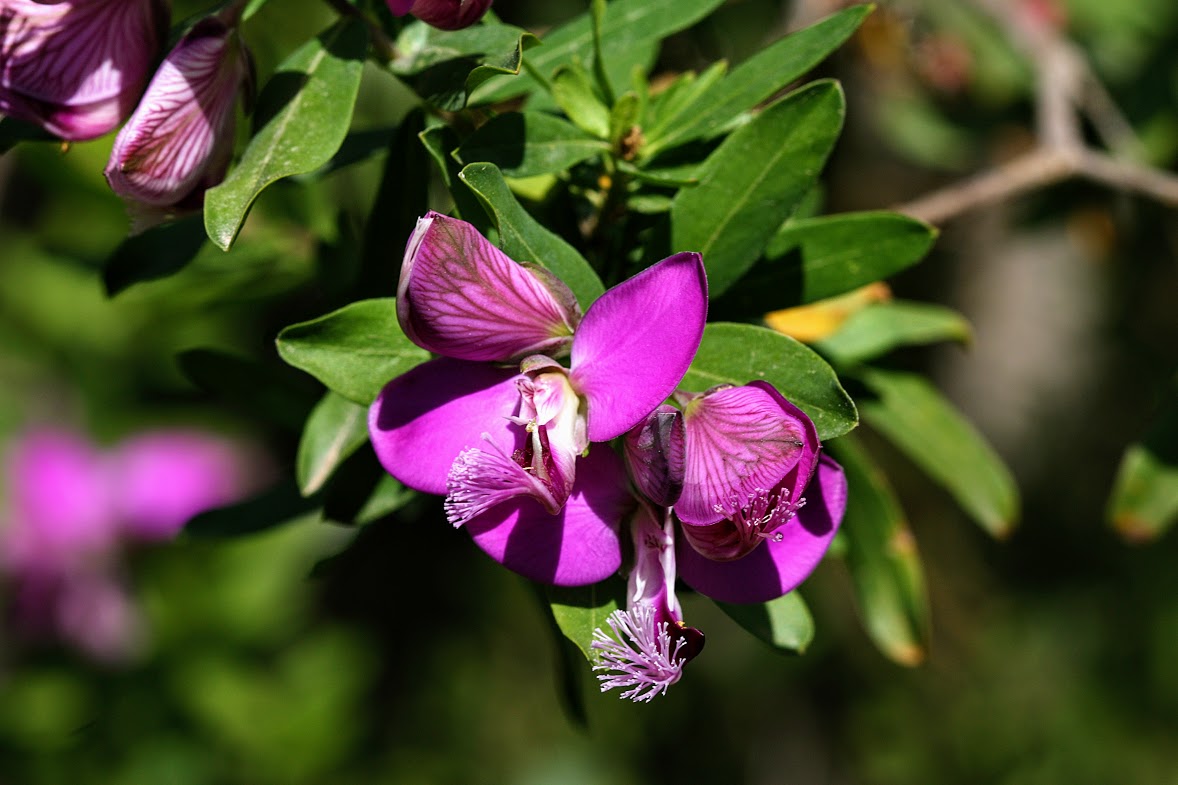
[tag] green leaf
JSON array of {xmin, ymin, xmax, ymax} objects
[
  {"xmin": 276, "ymin": 299, "xmax": 430, "ymax": 406},
  {"xmin": 204, "ymin": 19, "xmax": 367, "ymax": 250},
  {"xmin": 1108, "ymin": 393, "xmax": 1178, "ymax": 542},
  {"xmin": 297, "ymin": 392, "xmax": 370, "ymax": 497},
  {"xmin": 551, "ymin": 63, "xmax": 611, "ymax": 138},
  {"xmin": 458, "ymin": 162, "xmax": 605, "ymax": 309},
  {"xmin": 858, "ymin": 368, "xmax": 1019, "ymax": 539},
  {"xmin": 178, "ymin": 349, "xmax": 319, "ymax": 432},
  {"xmin": 471, "ymin": 0, "xmax": 726, "ymax": 104},
  {"xmin": 644, "ymin": 5, "xmax": 871, "ymax": 157},
  {"xmin": 103, "ymin": 214, "xmax": 208, "ymax": 295},
  {"xmin": 643, "ymin": 61, "xmax": 727, "ymax": 145},
  {"xmin": 453, "ymin": 112, "xmax": 608, "ymax": 178},
  {"xmin": 764, "ymin": 212, "xmax": 937, "ymax": 303},
  {"xmin": 680, "ymin": 322, "xmax": 858, "ymax": 440},
  {"xmin": 828, "ymin": 435, "xmax": 929, "ymax": 666},
  {"xmin": 419, "ymin": 125, "xmax": 490, "ymax": 228},
  {"xmin": 817, "ymin": 300, "xmax": 971, "ymax": 365},
  {"xmin": 186, "ymin": 480, "xmax": 320, "ymax": 538},
  {"xmin": 608, "ymin": 91, "xmax": 641, "ymax": 150},
  {"xmin": 671, "ymin": 80, "xmax": 845, "ymax": 298},
  {"xmin": 392, "ymin": 22, "xmax": 538, "ymax": 111},
  {"xmin": 547, "ymin": 580, "xmax": 625, "ymax": 661},
  {"xmin": 715, "ymin": 592, "xmax": 815, "ymax": 654},
  {"xmin": 354, "ymin": 474, "xmax": 413, "ymax": 526}
]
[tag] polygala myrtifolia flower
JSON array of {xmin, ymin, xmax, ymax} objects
[
  {"xmin": 0, "ymin": 0, "xmax": 168, "ymax": 140},
  {"xmin": 369, "ymin": 211, "xmax": 707, "ymax": 586},
  {"xmin": 590, "ymin": 387, "xmax": 846, "ymax": 700},
  {"xmin": 385, "ymin": 0, "xmax": 492, "ymax": 30},
  {"xmin": 105, "ymin": 4, "xmax": 253, "ymax": 230}
]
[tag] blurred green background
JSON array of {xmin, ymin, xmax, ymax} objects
[{"xmin": 3, "ymin": 0, "xmax": 1178, "ymax": 783}]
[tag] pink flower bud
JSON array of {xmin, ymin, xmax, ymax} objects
[
  {"xmin": 0, "ymin": 0, "xmax": 168, "ymax": 140},
  {"xmin": 386, "ymin": 0, "xmax": 493, "ymax": 30},
  {"xmin": 104, "ymin": 9, "xmax": 252, "ymax": 229}
]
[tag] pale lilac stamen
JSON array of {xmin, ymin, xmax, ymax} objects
[
  {"xmin": 713, "ymin": 487, "xmax": 804, "ymax": 542},
  {"xmin": 591, "ymin": 606, "xmax": 686, "ymax": 702},
  {"xmin": 444, "ymin": 434, "xmax": 559, "ymax": 528}
]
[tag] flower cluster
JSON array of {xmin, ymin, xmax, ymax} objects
[
  {"xmin": 369, "ymin": 213, "xmax": 847, "ymax": 701},
  {"xmin": 0, "ymin": 427, "xmax": 255, "ymax": 662}
]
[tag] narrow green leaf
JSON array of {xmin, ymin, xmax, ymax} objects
[
  {"xmin": 547, "ymin": 580, "xmax": 625, "ymax": 661},
  {"xmin": 204, "ymin": 20, "xmax": 367, "ymax": 250},
  {"xmin": 458, "ymin": 162, "xmax": 605, "ymax": 308},
  {"xmin": 858, "ymin": 369, "xmax": 1019, "ymax": 539},
  {"xmin": 453, "ymin": 112, "xmax": 608, "ymax": 178},
  {"xmin": 276, "ymin": 299, "xmax": 430, "ymax": 406},
  {"xmin": 671, "ymin": 80, "xmax": 845, "ymax": 298},
  {"xmin": 680, "ymin": 322, "xmax": 858, "ymax": 440},
  {"xmin": 471, "ymin": 0, "xmax": 726, "ymax": 104},
  {"xmin": 185, "ymin": 480, "xmax": 320, "ymax": 538},
  {"xmin": 716, "ymin": 592, "xmax": 815, "ymax": 654},
  {"xmin": 643, "ymin": 61, "xmax": 727, "ymax": 144},
  {"xmin": 645, "ymin": 4, "xmax": 871, "ymax": 157},
  {"xmin": 828, "ymin": 436, "xmax": 929, "ymax": 666},
  {"xmin": 551, "ymin": 63, "xmax": 611, "ymax": 138},
  {"xmin": 242, "ymin": 0, "xmax": 271, "ymax": 20},
  {"xmin": 817, "ymin": 301, "xmax": 971, "ymax": 365},
  {"xmin": 297, "ymin": 392, "xmax": 370, "ymax": 496},
  {"xmin": 103, "ymin": 214, "xmax": 208, "ymax": 295},
  {"xmin": 589, "ymin": 0, "xmax": 614, "ymax": 105},
  {"xmin": 1108, "ymin": 393, "xmax": 1178, "ymax": 542},
  {"xmin": 764, "ymin": 211, "xmax": 936, "ymax": 303}
]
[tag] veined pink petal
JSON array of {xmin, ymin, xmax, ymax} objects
[
  {"xmin": 369, "ymin": 358, "xmax": 524, "ymax": 495},
  {"xmin": 405, "ymin": 0, "xmax": 493, "ymax": 30},
  {"xmin": 571, "ymin": 252, "xmax": 707, "ymax": 442},
  {"xmin": 396, "ymin": 213, "xmax": 580, "ymax": 362},
  {"xmin": 675, "ymin": 382, "xmax": 815, "ymax": 526},
  {"xmin": 105, "ymin": 14, "xmax": 249, "ymax": 212},
  {"xmin": 677, "ymin": 455, "xmax": 846, "ymax": 604},
  {"xmin": 465, "ymin": 446, "xmax": 631, "ymax": 586},
  {"xmin": 623, "ymin": 405, "xmax": 685, "ymax": 508},
  {"xmin": 0, "ymin": 0, "xmax": 167, "ymax": 140}
]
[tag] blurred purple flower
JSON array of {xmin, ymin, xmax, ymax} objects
[
  {"xmin": 105, "ymin": 6, "xmax": 252, "ymax": 230},
  {"xmin": 386, "ymin": 0, "xmax": 492, "ymax": 30},
  {"xmin": 0, "ymin": 0, "xmax": 168, "ymax": 140},
  {"xmin": 370, "ymin": 212, "xmax": 707, "ymax": 585}
]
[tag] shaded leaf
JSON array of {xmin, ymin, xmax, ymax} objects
[
  {"xmin": 1108, "ymin": 392, "xmax": 1178, "ymax": 542},
  {"xmin": 297, "ymin": 392, "xmax": 370, "ymax": 497},
  {"xmin": 858, "ymin": 369, "xmax": 1018, "ymax": 539},
  {"xmin": 276, "ymin": 299, "xmax": 430, "ymax": 406},
  {"xmin": 671, "ymin": 81, "xmax": 845, "ymax": 298},
  {"xmin": 458, "ymin": 162, "xmax": 604, "ymax": 308},
  {"xmin": 178, "ymin": 349, "xmax": 319, "ymax": 432},
  {"xmin": 828, "ymin": 435, "xmax": 929, "ymax": 666},
  {"xmin": 680, "ymin": 322, "xmax": 858, "ymax": 440},
  {"xmin": 204, "ymin": 20, "xmax": 368, "ymax": 250},
  {"xmin": 103, "ymin": 214, "xmax": 208, "ymax": 295},
  {"xmin": 716, "ymin": 592, "xmax": 814, "ymax": 654},
  {"xmin": 185, "ymin": 479, "xmax": 320, "ymax": 538},
  {"xmin": 817, "ymin": 300, "xmax": 971, "ymax": 365},
  {"xmin": 454, "ymin": 112, "xmax": 608, "ymax": 178},
  {"xmin": 0, "ymin": 116, "xmax": 56, "ymax": 154}
]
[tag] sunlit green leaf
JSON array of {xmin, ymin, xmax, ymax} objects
[
  {"xmin": 204, "ymin": 20, "xmax": 367, "ymax": 250},
  {"xmin": 680, "ymin": 322, "xmax": 858, "ymax": 440},
  {"xmin": 858, "ymin": 369, "xmax": 1019, "ymax": 539},
  {"xmin": 671, "ymin": 80, "xmax": 845, "ymax": 298},
  {"xmin": 828, "ymin": 435, "xmax": 929, "ymax": 666},
  {"xmin": 818, "ymin": 301, "xmax": 971, "ymax": 365},
  {"xmin": 547, "ymin": 580, "xmax": 625, "ymax": 661},
  {"xmin": 392, "ymin": 22, "xmax": 537, "ymax": 110},
  {"xmin": 551, "ymin": 63, "xmax": 612, "ymax": 138},
  {"xmin": 1108, "ymin": 392, "xmax": 1178, "ymax": 541},
  {"xmin": 276, "ymin": 299, "xmax": 430, "ymax": 406},
  {"xmin": 458, "ymin": 162, "xmax": 605, "ymax": 308},
  {"xmin": 716, "ymin": 592, "xmax": 815, "ymax": 654}
]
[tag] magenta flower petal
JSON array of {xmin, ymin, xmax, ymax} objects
[
  {"xmin": 386, "ymin": 0, "xmax": 416, "ymax": 14},
  {"xmin": 112, "ymin": 430, "xmax": 249, "ymax": 541},
  {"xmin": 465, "ymin": 446, "xmax": 631, "ymax": 586},
  {"xmin": 105, "ymin": 12, "xmax": 250, "ymax": 221},
  {"xmin": 623, "ymin": 405, "xmax": 685, "ymax": 507},
  {"xmin": 396, "ymin": 213, "xmax": 580, "ymax": 362},
  {"xmin": 369, "ymin": 357, "xmax": 524, "ymax": 495},
  {"xmin": 402, "ymin": 0, "xmax": 493, "ymax": 29},
  {"xmin": 0, "ymin": 0, "xmax": 168, "ymax": 140},
  {"xmin": 676, "ymin": 382, "xmax": 815, "ymax": 526},
  {"xmin": 676, "ymin": 455, "xmax": 846, "ymax": 604},
  {"xmin": 571, "ymin": 252, "xmax": 707, "ymax": 442}
]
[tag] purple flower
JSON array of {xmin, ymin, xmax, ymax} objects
[
  {"xmin": 671, "ymin": 382, "xmax": 847, "ymax": 604},
  {"xmin": 386, "ymin": 0, "xmax": 493, "ymax": 30},
  {"xmin": 104, "ymin": 6, "xmax": 252, "ymax": 229},
  {"xmin": 0, "ymin": 0, "xmax": 168, "ymax": 140},
  {"xmin": 369, "ymin": 212, "xmax": 708, "ymax": 585}
]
